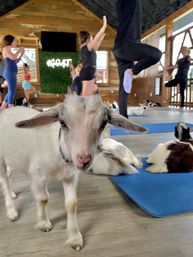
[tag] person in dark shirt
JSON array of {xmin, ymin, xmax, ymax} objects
[
  {"xmin": 79, "ymin": 16, "xmax": 107, "ymax": 96},
  {"xmin": 165, "ymin": 46, "xmax": 191, "ymax": 108},
  {"xmin": 113, "ymin": 0, "xmax": 162, "ymax": 118},
  {"xmin": 69, "ymin": 63, "xmax": 82, "ymax": 95}
]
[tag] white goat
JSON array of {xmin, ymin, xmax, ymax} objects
[
  {"xmin": 127, "ymin": 105, "xmax": 145, "ymax": 115},
  {"xmin": 89, "ymin": 138, "xmax": 141, "ymax": 175},
  {"xmin": 0, "ymin": 94, "xmax": 147, "ymax": 251}
]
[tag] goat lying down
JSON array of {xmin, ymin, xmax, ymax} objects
[
  {"xmin": 0, "ymin": 94, "xmax": 147, "ymax": 251},
  {"xmin": 127, "ymin": 104, "xmax": 147, "ymax": 116},
  {"xmin": 89, "ymin": 138, "xmax": 142, "ymax": 175},
  {"xmin": 147, "ymin": 122, "xmax": 193, "ymax": 173}
]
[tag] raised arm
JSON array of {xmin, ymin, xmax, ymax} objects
[
  {"xmin": 3, "ymin": 46, "xmax": 24, "ymax": 61},
  {"xmin": 87, "ymin": 16, "xmax": 107, "ymax": 51},
  {"xmin": 16, "ymin": 48, "xmax": 25, "ymax": 63},
  {"xmin": 94, "ymin": 33, "xmax": 106, "ymax": 51}
]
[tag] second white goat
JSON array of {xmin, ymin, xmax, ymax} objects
[{"xmin": 89, "ymin": 138, "xmax": 141, "ymax": 175}]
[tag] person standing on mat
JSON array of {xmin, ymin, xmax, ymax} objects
[
  {"xmin": 113, "ymin": 0, "xmax": 162, "ymax": 118},
  {"xmin": 79, "ymin": 16, "xmax": 107, "ymax": 96},
  {"xmin": 69, "ymin": 62, "xmax": 82, "ymax": 95},
  {"xmin": 0, "ymin": 35, "xmax": 24, "ymax": 110},
  {"xmin": 22, "ymin": 63, "xmax": 32, "ymax": 106},
  {"xmin": 165, "ymin": 46, "xmax": 191, "ymax": 109}
]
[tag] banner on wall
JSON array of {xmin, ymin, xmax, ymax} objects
[{"xmin": 39, "ymin": 51, "xmax": 79, "ymax": 94}]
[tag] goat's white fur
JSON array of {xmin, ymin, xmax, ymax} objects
[
  {"xmin": 0, "ymin": 94, "xmax": 146, "ymax": 251},
  {"xmin": 146, "ymin": 141, "xmax": 173, "ymax": 173},
  {"xmin": 90, "ymin": 138, "xmax": 142, "ymax": 175},
  {"xmin": 127, "ymin": 105, "xmax": 145, "ymax": 115},
  {"xmin": 147, "ymin": 139, "xmax": 193, "ymax": 173}
]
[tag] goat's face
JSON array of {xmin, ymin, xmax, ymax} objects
[
  {"xmin": 59, "ymin": 95, "xmax": 108, "ymax": 170},
  {"xmin": 15, "ymin": 94, "xmax": 147, "ymax": 171}
]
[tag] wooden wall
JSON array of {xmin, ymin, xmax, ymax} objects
[
  {"xmin": 0, "ymin": 0, "xmax": 119, "ymax": 104},
  {"xmin": 0, "ymin": 0, "xmax": 192, "ymax": 106},
  {"xmin": 129, "ymin": 77, "xmax": 165, "ymax": 106}
]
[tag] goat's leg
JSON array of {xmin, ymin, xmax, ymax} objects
[
  {"xmin": 31, "ymin": 175, "xmax": 52, "ymax": 232},
  {"xmin": 7, "ymin": 167, "xmax": 16, "ymax": 199},
  {"xmin": 0, "ymin": 163, "xmax": 18, "ymax": 221},
  {"xmin": 63, "ymin": 174, "xmax": 83, "ymax": 251}
]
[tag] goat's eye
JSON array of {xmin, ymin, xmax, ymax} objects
[
  {"xmin": 100, "ymin": 120, "xmax": 107, "ymax": 130},
  {"xmin": 59, "ymin": 119, "xmax": 68, "ymax": 129}
]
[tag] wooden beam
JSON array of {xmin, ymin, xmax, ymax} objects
[{"xmin": 71, "ymin": 0, "xmax": 116, "ymax": 35}]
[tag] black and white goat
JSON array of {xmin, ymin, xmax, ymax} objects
[{"xmin": 147, "ymin": 122, "xmax": 193, "ymax": 173}]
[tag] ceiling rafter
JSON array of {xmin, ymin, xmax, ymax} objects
[{"xmin": 0, "ymin": 0, "xmax": 192, "ymax": 33}]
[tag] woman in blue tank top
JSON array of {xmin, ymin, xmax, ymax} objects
[
  {"xmin": 79, "ymin": 16, "xmax": 107, "ymax": 96},
  {"xmin": 0, "ymin": 35, "xmax": 24, "ymax": 110}
]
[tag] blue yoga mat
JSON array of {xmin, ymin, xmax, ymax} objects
[
  {"xmin": 110, "ymin": 122, "xmax": 193, "ymax": 136},
  {"xmin": 110, "ymin": 158, "xmax": 193, "ymax": 217},
  {"xmin": 128, "ymin": 114, "xmax": 146, "ymax": 117}
]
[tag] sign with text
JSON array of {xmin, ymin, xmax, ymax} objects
[
  {"xmin": 39, "ymin": 51, "xmax": 79, "ymax": 94},
  {"xmin": 46, "ymin": 58, "xmax": 72, "ymax": 69}
]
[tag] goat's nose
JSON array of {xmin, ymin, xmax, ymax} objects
[{"xmin": 77, "ymin": 154, "xmax": 91, "ymax": 164}]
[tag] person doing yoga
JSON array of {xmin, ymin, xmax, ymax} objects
[
  {"xmin": 165, "ymin": 46, "xmax": 191, "ymax": 108},
  {"xmin": 0, "ymin": 35, "xmax": 24, "ymax": 110},
  {"xmin": 79, "ymin": 16, "xmax": 107, "ymax": 96},
  {"xmin": 113, "ymin": 0, "xmax": 162, "ymax": 118}
]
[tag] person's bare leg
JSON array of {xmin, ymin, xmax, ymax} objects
[
  {"xmin": 0, "ymin": 93, "xmax": 2, "ymax": 105},
  {"xmin": 24, "ymin": 89, "xmax": 30, "ymax": 103},
  {"xmin": 8, "ymin": 104, "xmax": 14, "ymax": 108},
  {"xmin": 82, "ymin": 80, "xmax": 95, "ymax": 96},
  {"xmin": 81, "ymin": 81, "xmax": 87, "ymax": 96},
  {"xmin": 0, "ymin": 101, "xmax": 8, "ymax": 110}
]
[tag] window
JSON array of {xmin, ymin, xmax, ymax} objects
[
  {"xmin": 96, "ymin": 51, "xmax": 108, "ymax": 83},
  {"xmin": 141, "ymin": 26, "xmax": 165, "ymax": 76},
  {"xmin": 159, "ymin": 34, "xmax": 166, "ymax": 71},
  {"xmin": 172, "ymin": 26, "xmax": 193, "ymax": 79},
  {"xmin": 13, "ymin": 47, "xmax": 38, "ymax": 82}
]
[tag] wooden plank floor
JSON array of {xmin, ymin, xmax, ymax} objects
[{"xmin": 1, "ymin": 107, "xmax": 193, "ymax": 257}]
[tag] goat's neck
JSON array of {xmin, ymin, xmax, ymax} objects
[{"xmin": 58, "ymin": 127, "xmax": 73, "ymax": 163}]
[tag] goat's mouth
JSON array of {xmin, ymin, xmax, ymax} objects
[{"xmin": 76, "ymin": 161, "xmax": 92, "ymax": 172}]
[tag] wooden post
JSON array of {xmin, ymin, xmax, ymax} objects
[{"xmin": 163, "ymin": 21, "xmax": 173, "ymax": 106}]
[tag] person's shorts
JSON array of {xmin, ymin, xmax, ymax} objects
[
  {"xmin": 22, "ymin": 81, "xmax": 31, "ymax": 90},
  {"xmin": 80, "ymin": 67, "xmax": 96, "ymax": 81}
]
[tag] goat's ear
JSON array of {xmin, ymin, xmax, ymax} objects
[
  {"xmin": 107, "ymin": 108, "xmax": 148, "ymax": 133},
  {"xmin": 15, "ymin": 104, "xmax": 63, "ymax": 128}
]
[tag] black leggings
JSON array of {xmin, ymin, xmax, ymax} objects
[
  {"xmin": 165, "ymin": 78, "xmax": 187, "ymax": 107},
  {"xmin": 113, "ymin": 41, "xmax": 162, "ymax": 77},
  {"xmin": 113, "ymin": 41, "xmax": 162, "ymax": 117}
]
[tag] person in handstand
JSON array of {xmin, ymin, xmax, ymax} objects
[{"xmin": 113, "ymin": 0, "xmax": 162, "ymax": 118}]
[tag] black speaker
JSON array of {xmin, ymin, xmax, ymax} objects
[{"xmin": 41, "ymin": 31, "xmax": 76, "ymax": 52}]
